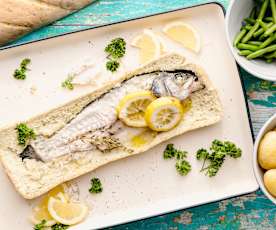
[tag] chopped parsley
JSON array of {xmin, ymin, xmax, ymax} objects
[
  {"xmin": 196, "ymin": 140, "xmax": 242, "ymax": 177},
  {"xmin": 16, "ymin": 123, "xmax": 36, "ymax": 146},
  {"xmin": 34, "ymin": 219, "xmax": 46, "ymax": 230},
  {"xmin": 61, "ymin": 75, "xmax": 74, "ymax": 90},
  {"xmin": 51, "ymin": 223, "xmax": 69, "ymax": 230},
  {"xmin": 104, "ymin": 37, "xmax": 126, "ymax": 72},
  {"xmin": 89, "ymin": 177, "xmax": 103, "ymax": 194},
  {"xmin": 163, "ymin": 144, "xmax": 191, "ymax": 176},
  {"xmin": 106, "ymin": 60, "xmax": 120, "ymax": 72},
  {"xmin": 13, "ymin": 58, "xmax": 31, "ymax": 80},
  {"xmin": 176, "ymin": 160, "xmax": 192, "ymax": 176}
]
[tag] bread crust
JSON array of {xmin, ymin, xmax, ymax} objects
[
  {"xmin": 0, "ymin": 0, "xmax": 94, "ymax": 45},
  {"xmin": 0, "ymin": 53, "xmax": 222, "ymax": 199}
]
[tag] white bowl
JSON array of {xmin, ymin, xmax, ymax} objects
[
  {"xmin": 253, "ymin": 113, "xmax": 276, "ymax": 205},
  {"xmin": 226, "ymin": 0, "xmax": 276, "ymax": 81}
]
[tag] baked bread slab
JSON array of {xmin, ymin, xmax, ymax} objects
[
  {"xmin": 0, "ymin": 54, "xmax": 223, "ymax": 199},
  {"xmin": 0, "ymin": 0, "xmax": 95, "ymax": 45}
]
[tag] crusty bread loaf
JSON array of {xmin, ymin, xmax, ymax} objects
[
  {"xmin": 0, "ymin": 0, "xmax": 95, "ymax": 45},
  {"xmin": 0, "ymin": 53, "xmax": 223, "ymax": 199}
]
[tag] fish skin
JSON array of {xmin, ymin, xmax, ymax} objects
[{"xmin": 21, "ymin": 70, "xmax": 204, "ymax": 162}]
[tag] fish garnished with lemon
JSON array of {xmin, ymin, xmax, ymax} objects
[{"xmin": 117, "ymin": 92, "xmax": 187, "ymax": 132}]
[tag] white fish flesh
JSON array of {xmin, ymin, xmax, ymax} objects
[{"xmin": 21, "ymin": 70, "xmax": 204, "ymax": 162}]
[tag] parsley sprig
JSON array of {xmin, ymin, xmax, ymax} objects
[
  {"xmin": 61, "ymin": 75, "xmax": 74, "ymax": 90},
  {"xmin": 163, "ymin": 144, "xmax": 191, "ymax": 176},
  {"xmin": 34, "ymin": 220, "xmax": 68, "ymax": 230},
  {"xmin": 16, "ymin": 123, "xmax": 36, "ymax": 146},
  {"xmin": 13, "ymin": 58, "xmax": 31, "ymax": 80},
  {"xmin": 105, "ymin": 38, "xmax": 126, "ymax": 72},
  {"xmin": 89, "ymin": 177, "xmax": 103, "ymax": 194},
  {"xmin": 34, "ymin": 219, "xmax": 46, "ymax": 230},
  {"xmin": 196, "ymin": 140, "xmax": 242, "ymax": 177}
]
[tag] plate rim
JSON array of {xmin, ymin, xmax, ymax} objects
[{"xmin": 0, "ymin": 2, "xmax": 259, "ymax": 229}]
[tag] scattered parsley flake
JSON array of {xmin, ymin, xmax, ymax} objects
[
  {"xmin": 106, "ymin": 60, "xmax": 120, "ymax": 72},
  {"xmin": 196, "ymin": 140, "xmax": 242, "ymax": 177},
  {"xmin": 89, "ymin": 177, "xmax": 103, "ymax": 194},
  {"xmin": 34, "ymin": 219, "xmax": 46, "ymax": 230},
  {"xmin": 13, "ymin": 58, "xmax": 31, "ymax": 80},
  {"xmin": 176, "ymin": 160, "xmax": 191, "ymax": 176},
  {"xmin": 16, "ymin": 123, "xmax": 36, "ymax": 146},
  {"xmin": 62, "ymin": 75, "xmax": 74, "ymax": 90}
]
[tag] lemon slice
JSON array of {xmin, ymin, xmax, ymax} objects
[
  {"xmin": 117, "ymin": 91, "xmax": 156, "ymax": 127},
  {"xmin": 48, "ymin": 197, "xmax": 88, "ymax": 225},
  {"xmin": 29, "ymin": 185, "xmax": 67, "ymax": 226},
  {"xmin": 131, "ymin": 29, "xmax": 161, "ymax": 64},
  {"xmin": 145, "ymin": 97, "xmax": 184, "ymax": 131},
  {"xmin": 163, "ymin": 21, "xmax": 200, "ymax": 53}
]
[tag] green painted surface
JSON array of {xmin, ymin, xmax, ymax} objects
[{"xmin": 7, "ymin": 0, "xmax": 276, "ymax": 229}]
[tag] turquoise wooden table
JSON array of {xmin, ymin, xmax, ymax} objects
[{"xmin": 9, "ymin": 0, "xmax": 276, "ymax": 229}]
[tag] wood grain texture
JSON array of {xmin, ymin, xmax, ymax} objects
[{"xmin": 5, "ymin": 0, "xmax": 276, "ymax": 229}]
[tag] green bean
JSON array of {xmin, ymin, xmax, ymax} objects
[
  {"xmin": 258, "ymin": 20, "xmax": 268, "ymax": 30},
  {"xmin": 265, "ymin": 50, "xmax": 276, "ymax": 58},
  {"xmin": 258, "ymin": 0, "xmax": 269, "ymax": 20},
  {"xmin": 247, "ymin": 44, "xmax": 276, "ymax": 59},
  {"xmin": 237, "ymin": 43, "xmax": 260, "ymax": 51},
  {"xmin": 259, "ymin": 34, "xmax": 276, "ymax": 49},
  {"xmin": 248, "ymin": 41, "xmax": 262, "ymax": 45},
  {"xmin": 266, "ymin": 58, "xmax": 273, "ymax": 63},
  {"xmin": 238, "ymin": 50, "xmax": 253, "ymax": 56},
  {"xmin": 264, "ymin": 24, "xmax": 276, "ymax": 36},
  {"xmin": 244, "ymin": 18, "xmax": 256, "ymax": 25},
  {"xmin": 244, "ymin": 24, "xmax": 253, "ymax": 30},
  {"xmin": 250, "ymin": 6, "xmax": 257, "ymax": 19},
  {"xmin": 270, "ymin": 0, "xmax": 276, "ymax": 23},
  {"xmin": 264, "ymin": 17, "xmax": 273, "ymax": 22},
  {"xmin": 253, "ymin": 22, "xmax": 273, "ymax": 37},
  {"xmin": 234, "ymin": 29, "xmax": 247, "ymax": 47},
  {"xmin": 241, "ymin": 22, "xmax": 260, "ymax": 43}
]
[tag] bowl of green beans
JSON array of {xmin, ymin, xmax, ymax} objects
[{"xmin": 226, "ymin": 0, "xmax": 276, "ymax": 81}]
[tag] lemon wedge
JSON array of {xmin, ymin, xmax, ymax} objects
[
  {"xmin": 29, "ymin": 185, "xmax": 66, "ymax": 226},
  {"xmin": 117, "ymin": 91, "xmax": 156, "ymax": 127},
  {"xmin": 48, "ymin": 197, "xmax": 88, "ymax": 225},
  {"xmin": 131, "ymin": 29, "xmax": 162, "ymax": 64},
  {"xmin": 145, "ymin": 97, "xmax": 184, "ymax": 131},
  {"xmin": 163, "ymin": 21, "xmax": 200, "ymax": 53}
]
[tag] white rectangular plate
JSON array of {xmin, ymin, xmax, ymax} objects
[{"xmin": 0, "ymin": 3, "xmax": 258, "ymax": 229}]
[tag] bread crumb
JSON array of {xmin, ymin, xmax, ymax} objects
[{"xmin": 30, "ymin": 85, "xmax": 37, "ymax": 94}]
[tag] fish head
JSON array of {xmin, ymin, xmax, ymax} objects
[{"xmin": 151, "ymin": 70, "xmax": 204, "ymax": 100}]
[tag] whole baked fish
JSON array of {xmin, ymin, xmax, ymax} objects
[{"xmin": 21, "ymin": 70, "xmax": 204, "ymax": 162}]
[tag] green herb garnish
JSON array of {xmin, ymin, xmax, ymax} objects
[
  {"xmin": 104, "ymin": 37, "xmax": 126, "ymax": 72},
  {"xmin": 176, "ymin": 160, "xmax": 191, "ymax": 176},
  {"xmin": 51, "ymin": 223, "xmax": 69, "ymax": 230},
  {"xmin": 61, "ymin": 75, "xmax": 74, "ymax": 90},
  {"xmin": 34, "ymin": 219, "xmax": 46, "ymax": 230},
  {"xmin": 163, "ymin": 143, "xmax": 187, "ymax": 160},
  {"xmin": 197, "ymin": 140, "xmax": 242, "ymax": 177},
  {"xmin": 16, "ymin": 123, "xmax": 36, "ymax": 146},
  {"xmin": 105, "ymin": 37, "xmax": 126, "ymax": 59},
  {"xmin": 163, "ymin": 144, "xmax": 191, "ymax": 176},
  {"xmin": 89, "ymin": 177, "xmax": 103, "ymax": 194},
  {"xmin": 13, "ymin": 58, "xmax": 31, "ymax": 80},
  {"xmin": 106, "ymin": 60, "xmax": 120, "ymax": 72}
]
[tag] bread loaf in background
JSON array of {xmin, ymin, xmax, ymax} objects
[{"xmin": 0, "ymin": 0, "xmax": 95, "ymax": 45}]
